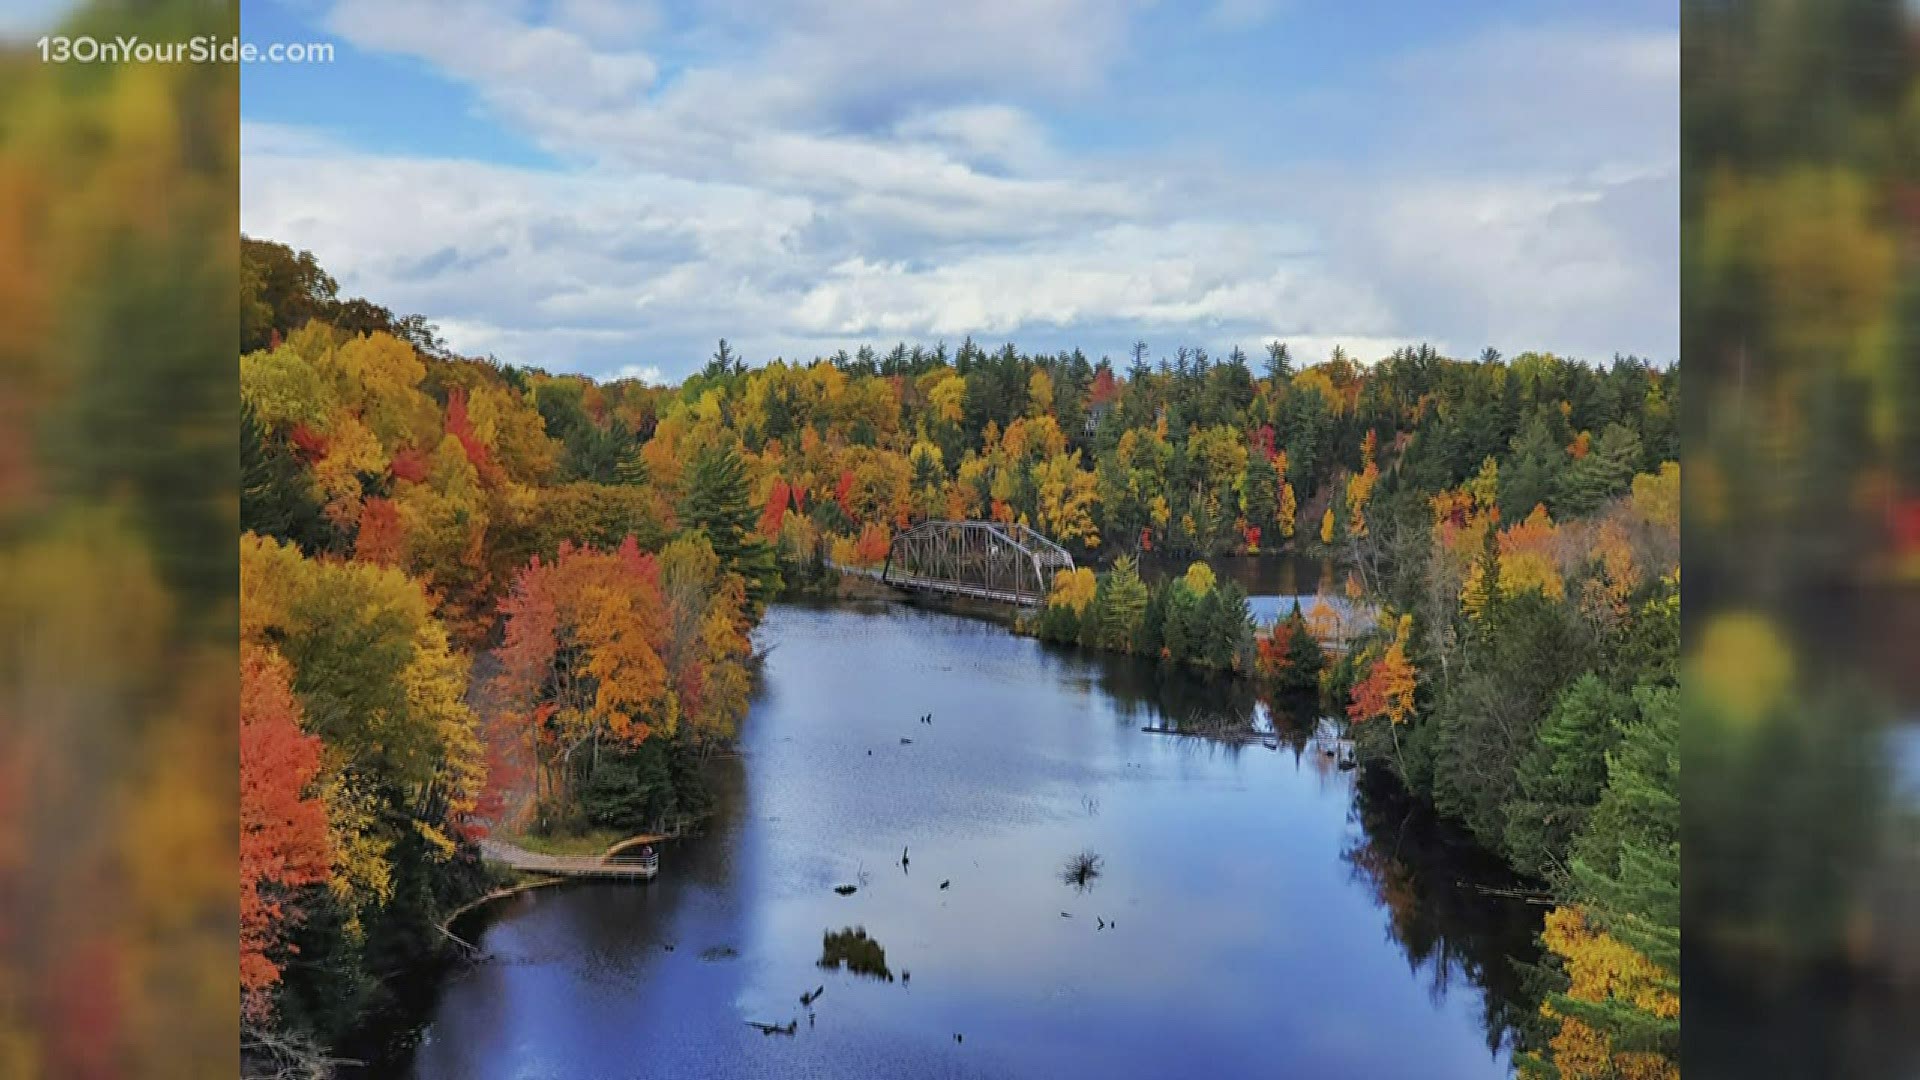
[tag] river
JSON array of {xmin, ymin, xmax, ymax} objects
[{"xmin": 390, "ymin": 597, "xmax": 1540, "ymax": 1079}]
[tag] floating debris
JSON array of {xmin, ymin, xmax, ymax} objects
[
  {"xmin": 746, "ymin": 1019, "xmax": 797, "ymax": 1036},
  {"xmin": 699, "ymin": 946, "xmax": 739, "ymax": 961},
  {"xmin": 1061, "ymin": 850, "xmax": 1103, "ymax": 891},
  {"xmin": 939, "ymin": 879, "xmax": 950, "ymax": 890},
  {"xmin": 833, "ymin": 884, "xmax": 859, "ymax": 896}
]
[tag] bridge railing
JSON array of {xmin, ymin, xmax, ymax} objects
[{"xmin": 881, "ymin": 520, "xmax": 1075, "ymax": 606}]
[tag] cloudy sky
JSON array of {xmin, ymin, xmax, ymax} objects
[{"xmin": 239, "ymin": 0, "xmax": 1677, "ymax": 382}]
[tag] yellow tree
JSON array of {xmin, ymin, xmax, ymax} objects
[
  {"xmin": 1347, "ymin": 614, "xmax": 1417, "ymax": 725},
  {"xmin": 1182, "ymin": 561, "xmax": 1216, "ymax": 597},
  {"xmin": 1027, "ymin": 367, "xmax": 1055, "ymax": 418},
  {"xmin": 1532, "ymin": 906, "xmax": 1680, "ymax": 1080},
  {"xmin": 1047, "ymin": 566, "xmax": 1098, "ymax": 615},
  {"xmin": 1463, "ymin": 503, "xmax": 1566, "ymax": 616},
  {"xmin": 659, "ymin": 535, "xmax": 753, "ymax": 747},
  {"xmin": 1631, "ymin": 462, "xmax": 1680, "ymax": 532},
  {"xmin": 492, "ymin": 538, "xmax": 675, "ymax": 811},
  {"xmin": 1033, "ymin": 450, "xmax": 1100, "ymax": 548},
  {"xmin": 241, "ymin": 532, "xmax": 486, "ymax": 883}
]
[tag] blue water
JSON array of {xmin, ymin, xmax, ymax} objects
[{"xmin": 399, "ymin": 601, "xmax": 1534, "ymax": 1079}]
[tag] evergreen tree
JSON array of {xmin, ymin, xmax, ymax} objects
[
  {"xmin": 1264, "ymin": 340, "xmax": 1293, "ymax": 384},
  {"xmin": 1569, "ymin": 685, "xmax": 1679, "ymax": 976},
  {"xmin": 1100, "ymin": 555, "xmax": 1150, "ymax": 651},
  {"xmin": 1549, "ymin": 685, "xmax": 1680, "ymax": 1060},
  {"xmin": 241, "ymin": 406, "xmax": 340, "ymax": 555},
  {"xmin": 1503, "ymin": 674, "xmax": 1631, "ymax": 880},
  {"xmin": 679, "ymin": 442, "xmax": 781, "ymax": 608},
  {"xmin": 1137, "ymin": 578, "xmax": 1169, "ymax": 658},
  {"xmin": 1162, "ymin": 581, "xmax": 1200, "ymax": 661},
  {"xmin": 1554, "ymin": 422, "xmax": 1643, "ymax": 516},
  {"xmin": 1430, "ymin": 590, "xmax": 1589, "ymax": 848},
  {"xmin": 1077, "ymin": 575, "xmax": 1110, "ymax": 649},
  {"xmin": 1272, "ymin": 602, "xmax": 1326, "ymax": 698},
  {"xmin": 615, "ymin": 446, "xmax": 650, "ymax": 486},
  {"xmin": 1500, "ymin": 416, "xmax": 1564, "ymax": 522},
  {"xmin": 1241, "ymin": 450, "xmax": 1278, "ymax": 542}
]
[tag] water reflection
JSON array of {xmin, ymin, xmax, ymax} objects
[
  {"xmin": 1343, "ymin": 771, "xmax": 1544, "ymax": 1057},
  {"xmin": 395, "ymin": 602, "xmax": 1538, "ymax": 1079},
  {"xmin": 819, "ymin": 927, "xmax": 894, "ymax": 981}
]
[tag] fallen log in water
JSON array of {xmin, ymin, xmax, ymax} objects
[
  {"xmin": 1139, "ymin": 726, "xmax": 1282, "ymax": 742},
  {"xmin": 746, "ymin": 1019, "xmax": 798, "ymax": 1036}
]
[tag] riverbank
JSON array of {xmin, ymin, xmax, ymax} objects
[{"xmin": 389, "ymin": 599, "xmax": 1540, "ymax": 1080}]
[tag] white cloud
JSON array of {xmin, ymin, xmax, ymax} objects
[
  {"xmin": 328, "ymin": 0, "xmax": 658, "ymax": 113},
  {"xmin": 243, "ymin": 6, "xmax": 1679, "ymax": 376}
]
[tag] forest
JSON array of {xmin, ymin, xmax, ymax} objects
[{"xmin": 238, "ymin": 234, "xmax": 1678, "ymax": 1077}]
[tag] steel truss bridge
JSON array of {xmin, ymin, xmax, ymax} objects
[{"xmin": 834, "ymin": 520, "xmax": 1076, "ymax": 607}]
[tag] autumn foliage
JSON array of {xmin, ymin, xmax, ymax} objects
[
  {"xmin": 239, "ymin": 647, "xmax": 330, "ymax": 1019},
  {"xmin": 1535, "ymin": 906, "xmax": 1680, "ymax": 1080},
  {"xmin": 1347, "ymin": 614, "xmax": 1417, "ymax": 725},
  {"xmin": 492, "ymin": 539, "xmax": 671, "ymax": 803}
]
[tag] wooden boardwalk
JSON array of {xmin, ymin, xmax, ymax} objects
[{"xmin": 478, "ymin": 837, "xmax": 659, "ymax": 880}]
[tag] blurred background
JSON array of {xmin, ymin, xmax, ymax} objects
[
  {"xmin": 1684, "ymin": 0, "xmax": 1920, "ymax": 1076},
  {"xmin": 0, "ymin": 0, "xmax": 1915, "ymax": 1076},
  {"xmin": 0, "ymin": 1, "xmax": 238, "ymax": 1077}
]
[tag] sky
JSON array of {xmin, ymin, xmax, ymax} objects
[{"xmin": 234, "ymin": 0, "xmax": 1677, "ymax": 383}]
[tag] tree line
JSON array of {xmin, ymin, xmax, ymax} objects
[
  {"xmin": 239, "ymin": 235, "xmax": 1678, "ymax": 1076},
  {"xmin": 239, "ymin": 241, "xmax": 769, "ymax": 1065}
]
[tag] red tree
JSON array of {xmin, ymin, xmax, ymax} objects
[
  {"xmin": 835, "ymin": 469, "xmax": 857, "ymax": 519},
  {"xmin": 389, "ymin": 444, "xmax": 430, "ymax": 483},
  {"xmin": 239, "ymin": 647, "xmax": 331, "ymax": 1019},
  {"xmin": 1089, "ymin": 366, "xmax": 1119, "ymax": 407},
  {"xmin": 288, "ymin": 422, "xmax": 329, "ymax": 460},
  {"xmin": 445, "ymin": 386, "xmax": 501, "ymax": 482},
  {"xmin": 759, "ymin": 477, "xmax": 791, "ymax": 538},
  {"xmin": 354, "ymin": 496, "xmax": 405, "ymax": 566}
]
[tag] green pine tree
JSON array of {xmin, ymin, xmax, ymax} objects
[
  {"xmin": 1100, "ymin": 555, "xmax": 1150, "ymax": 652},
  {"xmin": 1240, "ymin": 451, "xmax": 1278, "ymax": 543},
  {"xmin": 1551, "ymin": 684, "xmax": 1680, "ymax": 1059},
  {"xmin": 1503, "ymin": 674, "xmax": 1631, "ymax": 880},
  {"xmin": 1554, "ymin": 422, "xmax": 1642, "ymax": 516},
  {"xmin": 679, "ymin": 442, "xmax": 781, "ymax": 609},
  {"xmin": 1274, "ymin": 602, "xmax": 1326, "ymax": 698},
  {"xmin": 241, "ymin": 405, "xmax": 341, "ymax": 555}
]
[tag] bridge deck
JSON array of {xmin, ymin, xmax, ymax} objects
[
  {"xmin": 479, "ymin": 837, "xmax": 658, "ymax": 880},
  {"xmin": 827, "ymin": 561, "xmax": 1044, "ymax": 606}
]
